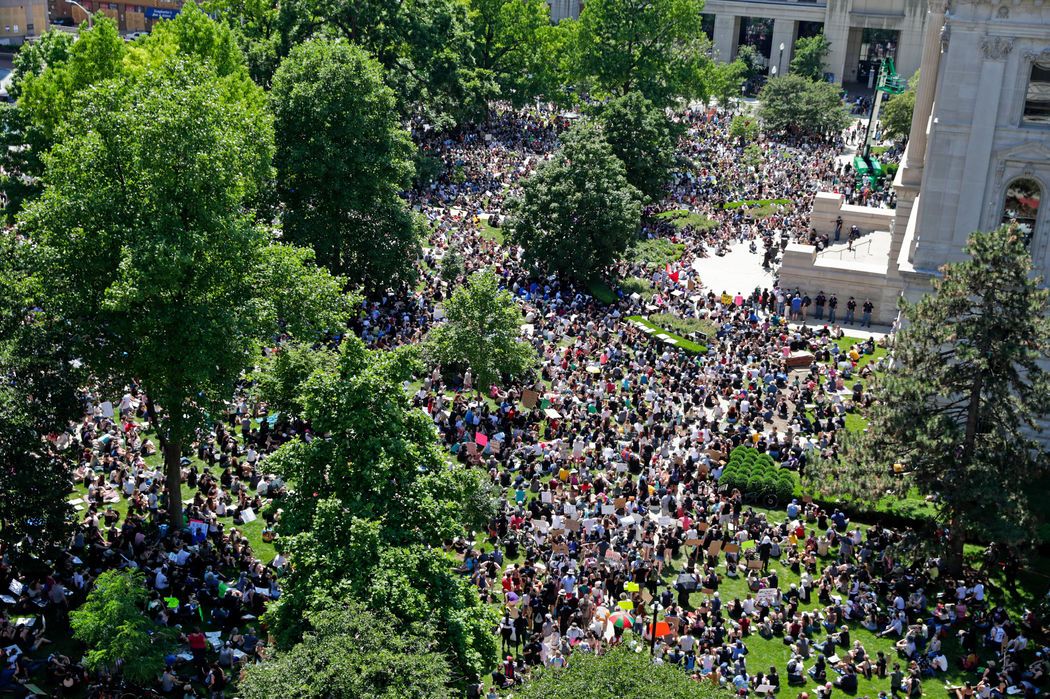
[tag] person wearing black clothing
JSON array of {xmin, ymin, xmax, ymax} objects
[
  {"xmin": 845, "ymin": 297, "xmax": 857, "ymax": 325},
  {"xmin": 815, "ymin": 292, "xmax": 826, "ymax": 320},
  {"xmin": 862, "ymin": 299, "xmax": 874, "ymax": 328},
  {"xmin": 828, "ymin": 295, "xmax": 838, "ymax": 323}
]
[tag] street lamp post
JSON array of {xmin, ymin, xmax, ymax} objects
[
  {"xmin": 778, "ymin": 42, "xmax": 786, "ymax": 76},
  {"xmin": 67, "ymin": 0, "xmax": 93, "ymax": 27},
  {"xmin": 650, "ymin": 601, "xmax": 663, "ymax": 656}
]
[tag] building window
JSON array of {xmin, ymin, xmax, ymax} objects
[
  {"xmin": 1002, "ymin": 178, "xmax": 1042, "ymax": 244},
  {"xmin": 1023, "ymin": 62, "xmax": 1050, "ymax": 126}
]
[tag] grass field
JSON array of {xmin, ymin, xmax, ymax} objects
[
  {"xmin": 655, "ymin": 210, "xmax": 720, "ymax": 234},
  {"xmin": 627, "ymin": 315, "xmax": 709, "ymax": 353}
]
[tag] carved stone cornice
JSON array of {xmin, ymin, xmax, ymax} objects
[
  {"xmin": 1024, "ymin": 48, "xmax": 1050, "ymax": 64},
  {"xmin": 980, "ymin": 35, "xmax": 1014, "ymax": 59}
]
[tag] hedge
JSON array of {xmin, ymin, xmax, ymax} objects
[{"xmin": 718, "ymin": 445, "xmax": 797, "ymax": 504}]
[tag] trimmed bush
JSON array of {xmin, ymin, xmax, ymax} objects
[{"xmin": 718, "ymin": 445, "xmax": 798, "ymax": 504}]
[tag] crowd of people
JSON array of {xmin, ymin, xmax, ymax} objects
[{"xmin": 2, "ymin": 99, "xmax": 1041, "ymax": 699}]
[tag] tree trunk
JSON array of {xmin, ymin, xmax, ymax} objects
[
  {"xmin": 947, "ymin": 510, "xmax": 966, "ymax": 575},
  {"xmin": 164, "ymin": 439, "xmax": 183, "ymax": 530}
]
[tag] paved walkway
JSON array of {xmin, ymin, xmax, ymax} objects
[{"xmin": 690, "ymin": 240, "xmax": 778, "ymax": 297}]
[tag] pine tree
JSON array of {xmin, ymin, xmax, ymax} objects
[{"xmin": 807, "ymin": 226, "xmax": 1050, "ymax": 572}]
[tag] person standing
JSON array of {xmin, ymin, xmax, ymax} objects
[
  {"xmin": 845, "ymin": 297, "xmax": 857, "ymax": 325},
  {"xmin": 862, "ymin": 299, "xmax": 874, "ymax": 328},
  {"xmin": 835, "ymin": 216, "xmax": 843, "ymax": 242},
  {"xmin": 890, "ymin": 663, "xmax": 904, "ymax": 698},
  {"xmin": 828, "ymin": 295, "xmax": 838, "ymax": 324},
  {"xmin": 815, "ymin": 291, "xmax": 826, "ymax": 320}
]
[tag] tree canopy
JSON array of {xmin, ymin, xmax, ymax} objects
[
  {"xmin": 264, "ymin": 334, "xmax": 498, "ymax": 682},
  {"xmin": 595, "ymin": 91, "xmax": 681, "ymax": 201},
  {"xmin": 424, "ymin": 267, "xmax": 537, "ymax": 394},
  {"xmin": 789, "ymin": 33, "xmax": 830, "ymax": 81},
  {"xmin": 758, "ymin": 73, "xmax": 849, "ymax": 135},
  {"xmin": 569, "ymin": 0, "xmax": 710, "ymax": 107},
  {"xmin": 880, "ymin": 70, "xmax": 919, "ymax": 140},
  {"xmin": 71, "ymin": 569, "xmax": 176, "ymax": 686},
  {"xmin": 519, "ymin": 644, "xmax": 727, "ymax": 699},
  {"xmin": 270, "ymin": 38, "xmax": 420, "ymax": 286},
  {"xmin": 17, "ymin": 58, "xmax": 347, "ymax": 528},
  {"xmin": 806, "ymin": 226, "xmax": 1050, "ymax": 571},
  {"xmin": 508, "ymin": 121, "xmax": 641, "ymax": 279},
  {"xmin": 241, "ymin": 603, "xmax": 452, "ymax": 699}
]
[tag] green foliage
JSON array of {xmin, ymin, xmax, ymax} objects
[
  {"xmin": 808, "ymin": 226, "xmax": 1050, "ymax": 570},
  {"xmin": 469, "ymin": 0, "xmax": 560, "ymax": 106},
  {"xmin": 706, "ymin": 59, "xmax": 746, "ymax": 108},
  {"xmin": 70, "ymin": 570, "xmax": 176, "ymax": 686},
  {"xmin": 790, "ymin": 33, "xmax": 830, "ymax": 81},
  {"xmin": 439, "ymin": 245, "xmax": 466, "ymax": 284},
  {"xmin": 252, "ymin": 341, "xmax": 339, "ymax": 416},
  {"xmin": 880, "ymin": 71, "xmax": 918, "ymax": 140},
  {"xmin": 19, "ymin": 59, "xmax": 347, "ymax": 527},
  {"xmin": 9, "ymin": 29, "xmax": 75, "ymax": 101},
  {"xmin": 742, "ymin": 143, "xmax": 763, "ymax": 171},
  {"xmin": 719, "ymin": 446, "xmax": 796, "ymax": 504},
  {"xmin": 588, "ymin": 279, "xmax": 618, "ymax": 304},
  {"xmin": 570, "ymin": 0, "xmax": 711, "ymax": 107},
  {"xmin": 729, "ymin": 114, "xmax": 759, "ymax": 143},
  {"xmin": 519, "ymin": 643, "xmax": 725, "ymax": 699},
  {"xmin": 271, "ymin": 38, "xmax": 419, "ymax": 287},
  {"xmin": 735, "ymin": 45, "xmax": 763, "ymax": 84},
  {"xmin": 627, "ymin": 238, "xmax": 686, "ymax": 267},
  {"xmin": 413, "ymin": 151, "xmax": 445, "ymax": 187},
  {"xmin": 278, "ymin": 0, "xmax": 482, "ymax": 126},
  {"xmin": 655, "ymin": 210, "xmax": 720, "ymax": 234},
  {"xmin": 265, "ymin": 334, "xmax": 499, "ymax": 681},
  {"xmin": 509, "ymin": 121, "xmax": 641, "ymax": 278},
  {"xmin": 241, "ymin": 603, "xmax": 451, "ymax": 699},
  {"xmin": 759, "ymin": 73, "xmax": 849, "ymax": 135},
  {"xmin": 595, "ymin": 91, "xmax": 680, "ymax": 200},
  {"xmin": 620, "ymin": 276, "xmax": 653, "ymax": 299},
  {"xmin": 425, "ymin": 268, "xmax": 537, "ymax": 393}
]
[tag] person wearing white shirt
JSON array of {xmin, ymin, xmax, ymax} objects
[{"xmin": 154, "ymin": 567, "xmax": 169, "ymax": 591}]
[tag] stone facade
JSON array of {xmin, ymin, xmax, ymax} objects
[{"xmin": 778, "ymin": 0, "xmax": 1050, "ymax": 326}]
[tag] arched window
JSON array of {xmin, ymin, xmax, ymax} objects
[{"xmin": 1002, "ymin": 178, "xmax": 1042, "ymax": 244}]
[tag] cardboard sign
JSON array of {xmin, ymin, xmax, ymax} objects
[
  {"xmin": 552, "ymin": 544, "xmax": 569, "ymax": 554},
  {"xmin": 723, "ymin": 543, "xmax": 740, "ymax": 554},
  {"xmin": 685, "ymin": 538, "xmax": 702, "ymax": 547},
  {"xmin": 564, "ymin": 519, "xmax": 581, "ymax": 532},
  {"xmin": 747, "ymin": 559, "xmax": 764, "ymax": 569},
  {"xmin": 707, "ymin": 542, "xmax": 722, "ymax": 558},
  {"xmin": 614, "ymin": 497, "xmax": 627, "ymax": 509},
  {"xmin": 696, "ymin": 522, "xmax": 709, "ymax": 532}
]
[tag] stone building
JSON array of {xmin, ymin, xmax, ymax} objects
[
  {"xmin": 546, "ymin": 0, "xmax": 929, "ymax": 85},
  {"xmin": 0, "ymin": 0, "xmax": 48, "ymax": 44},
  {"xmin": 779, "ymin": 0, "xmax": 1050, "ymax": 324}
]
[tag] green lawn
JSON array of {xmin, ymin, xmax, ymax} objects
[
  {"xmin": 70, "ymin": 423, "xmax": 276, "ymax": 564},
  {"xmin": 627, "ymin": 315, "xmax": 708, "ymax": 353},
  {"xmin": 480, "ymin": 219, "xmax": 505, "ymax": 244}
]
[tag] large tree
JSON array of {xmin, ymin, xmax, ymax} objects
[
  {"xmin": 595, "ymin": 91, "xmax": 681, "ymax": 201},
  {"xmin": 264, "ymin": 335, "xmax": 498, "ymax": 682},
  {"xmin": 424, "ymin": 267, "xmax": 536, "ymax": 394},
  {"xmin": 0, "ymin": 234, "xmax": 83, "ymax": 561},
  {"xmin": 270, "ymin": 38, "xmax": 420, "ymax": 286},
  {"xmin": 18, "ymin": 60, "xmax": 347, "ymax": 529},
  {"xmin": 469, "ymin": 0, "xmax": 559, "ymax": 106},
  {"xmin": 241, "ymin": 603, "xmax": 451, "ymax": 699},
  {"xmin": 807, "ymin": 226, "xmax": 1050, "ymax": 572},
  {"xmin": 758, "ymin": 73, "xmax": 849, "ymax": 135},
  {"xmin": 71, "ymin": 570, "xmax": 177, "ymax": 686},
  {"xmin": 569, "ymin": 0, "xmax": 710, "ymax": 107},
  {"xmin": 277, "ymin": 0, "xmax": 481, "ymax": 125},
  {"xmin": 789, "ymin": 32, "xmax": 831, "ymax": 81},
  {"xmin": 508, "ymin": 121, "xmax": 641, "ymax": 279}
]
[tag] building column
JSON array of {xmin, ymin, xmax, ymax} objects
[
  {"xmin": 902, "ymin": 0, "xmax": 947, "ymax": 176},
  {"xmin": 770, "ymin": 19, "xmax": 797, "ymax": 76},
  {"xmin": 713, "ymin": 13, "xmax": 739, "ymax": 63},
  {"xmin": 823, "ymin": 19, "xmax": 850, "ymax": 84}
]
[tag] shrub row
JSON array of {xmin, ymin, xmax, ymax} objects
[{"xmin": 718, "ymin": 445, "xmax": 796, "ymax": 504}]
